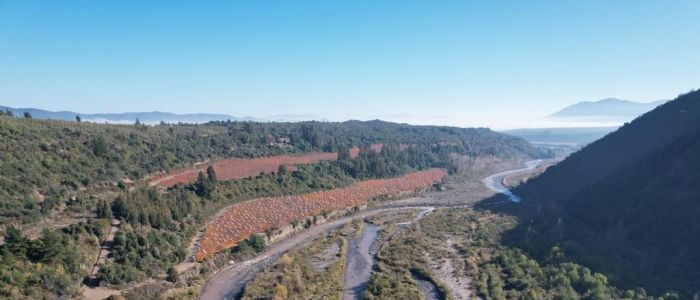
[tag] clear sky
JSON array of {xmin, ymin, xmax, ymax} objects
[{"xmin": 1, "ymin": 0, "xmax": 699, "ymax": 129}]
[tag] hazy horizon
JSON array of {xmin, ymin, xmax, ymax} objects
[
  {"xmin": 0, "ymin": 96, "xmax": 670, "ymax": 130},
  {"xmin": 2, "ymin": 1, "xmax": 699, "ymax": 129}
]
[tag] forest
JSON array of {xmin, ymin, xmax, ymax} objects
[
  {"xmin": 0, "ymin": 116, "xmax": 538, "ymax": 224},
  {"xmin": 366, "ymin": 208, "xmax": 680, "ymax": 300},
  {"xmin": 0, "ymin": 115, "xmax": 542, "ymax": 299}
]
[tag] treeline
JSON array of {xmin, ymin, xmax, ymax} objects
[
  {"xmin": 0, "ymin": 115, "xmax": 538, "ymax": 224},
  {"xmin": 337, "ymin": 143, "xmax": 457, "ymax": 179}
]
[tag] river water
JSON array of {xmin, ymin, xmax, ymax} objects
[
  {"xmin": 481, "ymin": 159, "xmax": 542, "ymax": 202},
  {"xmin": 200, "ymin": 161, "xmax": 542, "ymax": 300}
]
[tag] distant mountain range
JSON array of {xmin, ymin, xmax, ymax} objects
[
  {"xmin": 503, "ymin": 98, "xmax": 668, "ymax": 146},
  {"xmin": 547, "ymin": 98, "xmax": 666, "ymax": 123},
  {"xmin": 508, "ymin": 90, "xmax": 700, "ymax": 297},
  {"xmin": 0, "ymin": 105, "xmax": 327, "ymax": 124}
]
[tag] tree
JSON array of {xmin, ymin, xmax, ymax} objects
[
  {"xmin": 206, "ymin": 165, "xmax": 217, "ymax": 182},
  {"xmin": 32, "ymin": 229, "xmax": 64, "ymax": 263},
  {"xmin": 4, "ymin": 225, "xmax": 29, "ymax": 257},
  {"xmin": 75, "ymin": 115, "xmax": 81, "ymax": 122},
  {"xmin": 166, "ymin": 267, "xmax": 179, "ymax": 283},
  {"xmin": 23, "ymin": 111, "xmax": 32, "ymax": 119},
  {"xmin": 194, "ymin": 171, "xmax": 213, "ymax": 198},
  {"xmin": 337, "ymin": 146, "xmax": 351, "ymax": 161},
  {"xmin": 96, "ymin": 200, "xmax": 113, "ymax": 219},
  {"xmin": 278, "ymin": 165, "xmax": 288, "ymax": 175},
  {"xmin": 248, "ymin": 234, "xmax": 266, "ymax": 253},
  {"xmin": 91, "ymin": 136, "xmax": 108, "ymax": 157}
]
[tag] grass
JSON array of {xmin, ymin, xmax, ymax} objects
[
  {"xmin": 241, "ymin": 230, "xmax": 349, "ymax": 300},
  {"xmin": 365, "ymin": 207, "xmax": 674, "ymax": 300}
]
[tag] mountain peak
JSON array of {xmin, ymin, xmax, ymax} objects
[
  {"xmin": 594, "ymin": 97, "xmax": 629, "ymax": 103},
  {"xmin": 547, "ymin": 97, "xmax": 666, "ymax": 122}
]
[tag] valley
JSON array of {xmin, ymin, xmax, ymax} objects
[
  {"xmin": 198, "ymin": 159, "xmax": 532, "ymax": 300},
  {"xmin": 3, "ymin": 3, "xmax": 698, "ymax": 299}
]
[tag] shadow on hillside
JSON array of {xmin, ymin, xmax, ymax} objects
[
  {"xmin": 472, "ymin": 192, "xmax": 550, "ymax": 260},
  {"xmin": 473, "ymin": 193, "xmax": 522, "ymax": 215}
]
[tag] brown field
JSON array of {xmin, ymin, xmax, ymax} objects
[
  {"xmin": 195, "ymin": 168, "xmax": 447, "ymax": 260},
  {"xmin": 148, "ymin": 144, "xmax": 386, "ymax": 187}
]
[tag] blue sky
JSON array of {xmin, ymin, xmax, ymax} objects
[{"xmin": 1, "ymin": 0, "xmax": 699, "ymax": 129}]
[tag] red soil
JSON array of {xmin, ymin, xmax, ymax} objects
[
  {"xmin": 148, "ymin": 144, "xmax": 385, "ymax": 187},
  {"xmin": 194, "ymin": 168, "xmax": 447, "ymax": 260}
]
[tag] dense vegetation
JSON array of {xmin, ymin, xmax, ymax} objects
[
  {"xmin": 95, "ymin": 141, "xmax": 469, "ymax": 285},
  {"xmin": 367, "ymin": 208, "xmax": 679, "ymax": 300},
  {"xmin": 508, "ymin": 90, "xmax": 700, "ymax": 297},
  {"xmin": 101, "ymin": 162, "xmax": 355, "ymax": 285},
  {"xmin": 0, "ymin": 115, "xmax": 540, "ymax": 298},
  {"xmin": 0, "ymin": 116, "xmax": 538, "ymax": 224},
  {"xmin": 241, "ymin": 231, "xmax": 348, "ymax": 300},
  {"xmin": 0, "ymin": 220, "xmax": 106, "ymax": 298}
]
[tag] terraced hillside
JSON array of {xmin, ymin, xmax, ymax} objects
[
  {"xmin": 148, "ymin": 144, "xmax": 385, "ymax": 187},
  {"xmin": 196, "ymin": 168, "xmax": 447, "ymax": 260}
]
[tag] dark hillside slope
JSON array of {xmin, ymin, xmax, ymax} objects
[{"xmin": 510, "ymin": 90, "xmax": 700, "ymax": 296}]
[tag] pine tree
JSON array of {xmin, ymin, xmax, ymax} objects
[
  {"xmin": 33, "ymin": 229, "xmax": 63, "ymax": 263},
  {"xmin": 195, "ymin": 171, "xmax": 213, "ymax": 198},
  {"xmin": 207, "ymin": 165, "xmax": 217, "ymax": 182},
  {"xmin": 96, "ymin": 200, "xmax": 113, "ymax": 219},
  {"xmin": 4, "ymin": 226, "xmax": 29, "ymax": 257}
]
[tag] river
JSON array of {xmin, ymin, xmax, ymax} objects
[
  {"xmin": 481, "ymin": 159, "xmax": 542, "ymax": 202},
  {"xmin": 198, "ymin": 161, "xmax": 542, "ymax": 299}
]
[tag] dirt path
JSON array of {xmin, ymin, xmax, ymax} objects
[
  {"xmin": 81, "ymin": 219, "xmax": 122, "ymax": 300},
  {"xmin": 174, "ymin": 229, "xmax": 204, "ymax": 273},
  {"xmin": 93, "ymin": 220, "xmax": 121, "ymax": 275}
]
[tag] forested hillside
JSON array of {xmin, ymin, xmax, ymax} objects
[
  {"xmin": 509, "ymin": 90, "xmax": 700, "ymax": 297},
  {"xmin": 0, "ymin": 116, "xmax": 539, "ymax": 224},
  {"xmin": 0, "ymin": 115, "xmax": 541, "ymax": 299}
]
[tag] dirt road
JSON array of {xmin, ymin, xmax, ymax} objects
[
  {"xmin": 198, "ymin": 206, "xmax": 436, "ymax": 300},
  {"xmin": 198, "ymin": 160, "xmax": 539, "ymax": 300},
  {"xmin": 82, "ymin": 219, "xmax": 122, "ymax": 300}
]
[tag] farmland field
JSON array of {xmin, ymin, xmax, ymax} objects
[
  {"xmin": 149, "ymin": 144, "xmax": 385, "ymax": 187},
  {"xmin": 195, "ymin": 168, "xmax": 447, "ymax": 260}
]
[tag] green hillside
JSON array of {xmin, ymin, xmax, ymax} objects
[
  {"xmin": 0, "ymin": 116, "xmax": 541, "ymax": 299},
  {"xmin": 0, "ymin": 117, "xmax": 539, "ymax": 224}
]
